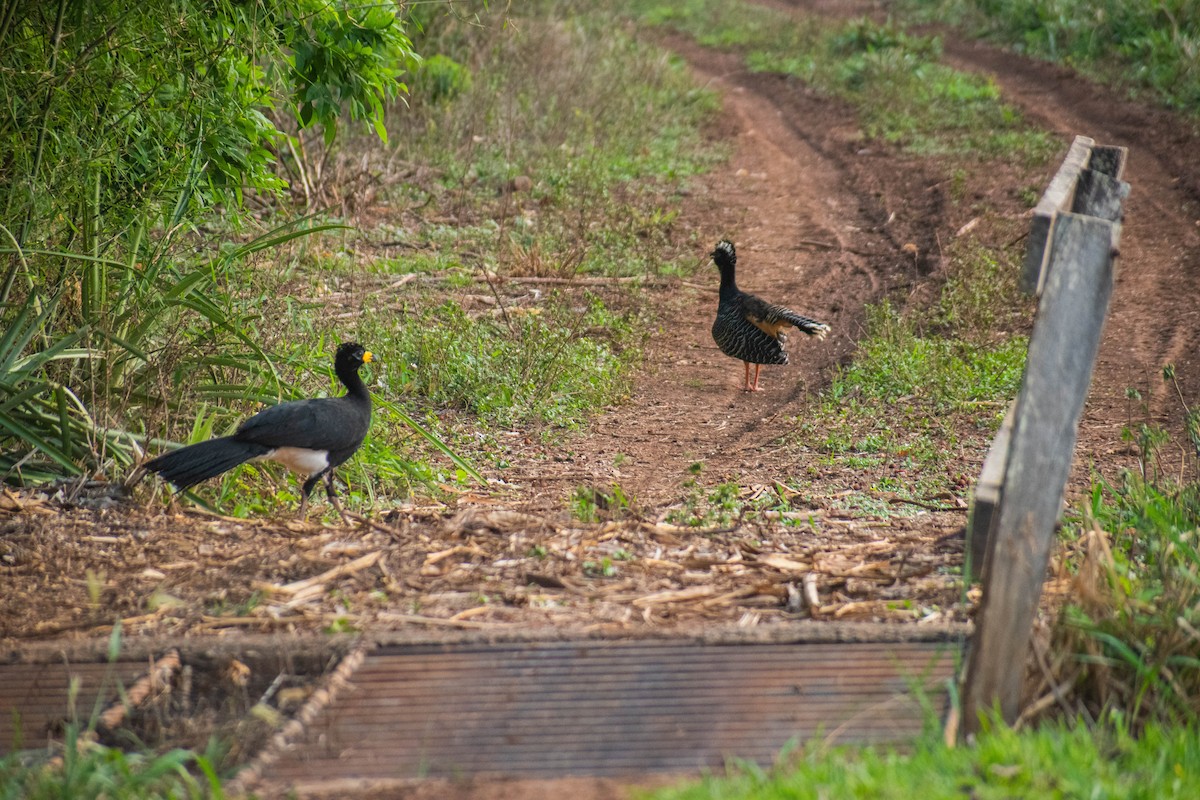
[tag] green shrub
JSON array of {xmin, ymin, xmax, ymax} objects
[
  {"xmin": 0, "ymin": 724, "xmax": 224, "ymax": 800},
  {"xmin": 414, "ymin": 54, "xmax": 473, "ymax": 101}
]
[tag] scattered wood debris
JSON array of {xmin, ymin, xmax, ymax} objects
[{"xmin": 0, "ymin": 491, "xmax": 969, "ymax": 642}]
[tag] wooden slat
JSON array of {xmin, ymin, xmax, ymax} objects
[
  {"xmin": 967, "ymin": 402, "xmax": 1015, "ymax": 581},
  {"xmin": 1088, "ymin": 145, "xmax": 1127, "ymax": 179},
  {"xmin": 964, "ymin": 211, "xmax": 1119, "ymax": 730},
  {"xmin": 257, "ymin": 640, "xmax": 957, "ymax": 791},
  {"xmin": 1072, "ymin": 166, "xmax": 1130, "ymax": 222},
  {"xmin": 1022, "ymin": 135, "xmax": 1094, "ymax": 294}
]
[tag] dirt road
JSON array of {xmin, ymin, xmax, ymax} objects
[{"xmin": 548, "ymin": 3, "xmax": 1200, "ymax": 510}]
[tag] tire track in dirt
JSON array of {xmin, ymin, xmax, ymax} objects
[
  {"xmin": 766, "ymin": 0, "xmax": 1200, "ymax": 463},
  {"xmin": 526, "ymin": 3, "xmax": 1200, "ymax": 517},
  {"xmin": 510, "ymin": 44, "xmax": 915, "ymax": 513},
  {"xmin": 934, "ymin": 39, "xmax": 1200, "ymax": 465}
]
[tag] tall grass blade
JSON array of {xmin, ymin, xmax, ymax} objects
[{"xmin": 382, "ymin": 398, "xmax": 484, "ymax": 483}]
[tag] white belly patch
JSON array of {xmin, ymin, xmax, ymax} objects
[{"xmin": 263, "ymin": 447, "xmax": 330, "ymax": 476}]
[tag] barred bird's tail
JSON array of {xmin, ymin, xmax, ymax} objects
[{"xmin": 780, "ymin": 310, "xmax": 830, "ymax": 340}]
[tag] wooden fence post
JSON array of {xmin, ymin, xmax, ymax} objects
[{"xmin": 962, "ymin": 138, "xmax": 1128, "ymax": 733}]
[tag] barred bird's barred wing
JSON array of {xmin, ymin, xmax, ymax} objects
[{"xmin": 712, "ymin": 297, "xmax": 790, "ymax": 365}]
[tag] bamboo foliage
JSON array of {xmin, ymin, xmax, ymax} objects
[{"xmin": 0, "ymin": 0, "xmax": 420, "ymax": 482}]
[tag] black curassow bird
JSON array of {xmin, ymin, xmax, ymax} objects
[
  {"xmin": 711, "ymin": 240, "xmax": 830, "ymax": 392},
  {"xmin": 140, "ymin": 342, "xmax": 375, "ymax": 523}
]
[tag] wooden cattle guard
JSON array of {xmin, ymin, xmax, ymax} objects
[{"xmin": 963, "ymin": 137, "xmax": 1128, "ymax": 732}]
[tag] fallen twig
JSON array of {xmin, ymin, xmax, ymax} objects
[
  {"xmin": 267, "ymin": 550, "xmax": 383, "ymax": 597},
  {"xmin": 375, "ymin": 611, "xmax": 513, "ymax": 629},
  {"xmin": 99, "ymin": 649, "xmax": 181, "ymax": 731},
  {"xmin": 343, "ymin": 510, "xmax": 400, "ymax": 538},
  {"xmin": 802, "ymin": 572, "xmax": 821, "ymax": 610},
  {"xmin": 632, "ymin": 585, "xmax": 716, "ymax": 607}
]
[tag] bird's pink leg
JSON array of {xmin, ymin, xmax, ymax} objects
[
  {"xmin": 750, "ymin": 363, "xmax": 764, "ymax": 392},
  {"xmin": 742, "ymin": 362, "xmax": 752, "ymax": 392}
]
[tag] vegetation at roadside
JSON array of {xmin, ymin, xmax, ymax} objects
[
  {"xmin": 0, "ymin": 725, "xmax": 226, "ymax": 800},
  {"xmin": 0, "ymin": 0, "xmax": 415, "ymax": 487},
  {"xmin": 0, "ymin": 1, "xmax": 724, "ymax": 515},
  {"xmin": 1050, "ymin": 369, "xmax": 1200, "ymax": 726},
  {"xmin": 795, "ymin": 239, "xmax": 1032, "ymax": 516},
  {"xmin": 309, "ymin": 1, "xmax": 724, "ymax": 493},
  {"xmin": 898, "ymin": 0, "xmax": 1200, "ymax": 115},
  {"xmin": 649, "ymin": 718, "xmax": 1200, "ymax": 799},
  {"xmin": 629, "ymin": 0, "xmax": 1057, "ymax": 162}
]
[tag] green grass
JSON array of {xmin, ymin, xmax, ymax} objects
[
  {"xmin": 359, "ymin": 293, "xmax": 643, "ymax": 430},
  {"xmin": 572, "ymin": 483, "xmax": 634, "ymax": 523},
  {"xmin": 1064, "ymin": 476, "xmax": 1200, "ymax": 721},
  {"xmin": 665, "ymin": 477, "xmax": 822, "ymax": 527},
  {"xmin": 628, "ymin": 0, "xmax": 1057, "ymax": 163},
  {"xmin": 649, "ymin": 719, "xmax": 1200, "ymax": 799},
  {"xmin": 897, "ymin": 0, "xmax": 1200, "ymax": 115},
  {"xmin": 388, "ymin": 7, "xmax": 724, "ymax": 279},
  {"xmin": 1052, "ymin": 373, "xmax": 1200, "ymax": 725},
  {"xmin": 0, "ymin": 727, "xmax": 225, "ymax": 800},
  {"xmin": 791, "ymin": 239, "xmax": 1032, "ymax": 516},
  {"xmin": 829, "ymin": 301, "xmax": 1028, "ymax": 409}
]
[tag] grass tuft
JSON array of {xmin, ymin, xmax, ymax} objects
[
  {"xmin": 897, "ymin": 0, "xmax": 1200, "ymax": 115},
  {"xmin": 649, "ymin": 718, "xmax": 1200, "ymax": 799},
  {"xmin": 1056, "ymin": 376, "xmax": 1200, "ymax": 725},
  {"xmin": 792, "ymin": 236, "xmax": 1033, "ymax": 516},
  {"xmin": 630, "ymin": 0, "xmax": 1057, "ymax": 163}
]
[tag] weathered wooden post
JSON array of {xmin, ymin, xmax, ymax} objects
[{"xmin": 962, "ymin": 135, "xmax": 1129, "ymax": 733}]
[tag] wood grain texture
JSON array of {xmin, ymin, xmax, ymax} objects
[
  {"xmin": 965, "ymin": 211, "xmax": 1118, "ymax": 731},
  {"xmin": 1022, "ymin": 135, "xmax": 1094, "ymax": 294},
  {"xmin": 967, "ymin": 402, "xmax": 1015, "ymax": 581}
]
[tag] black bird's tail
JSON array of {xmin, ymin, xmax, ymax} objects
[{"xmin": 142, "ymin": 437, "xmax": 270, "ymax": 491}]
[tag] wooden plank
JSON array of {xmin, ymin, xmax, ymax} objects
[
  {"xmin": 1022, "ymin": 135, "xmax": 1094, "ymax": 294},
  {"xmin": 1072, "ymin": 168, "xmax": 1130, "ymax": 222},
  {"xmin": 255, "ymin": 641, "xmax": 956, "ymax": 790},
  {"xmin": 967, "ymin": 402, "xmax": 1015, "ymax": 581},
  {"xmin": 0, "ymin": 663, "xmax": 150, "ymax": 752},
  {"xmin": 1088, "ymin": 145, "xmax": 1127, "ymax": 180},
  {"xmin": 964, "ymin": 212, "xmax": 1118, "ymax": 732}
]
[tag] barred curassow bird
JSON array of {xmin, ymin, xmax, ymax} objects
[
  {"xmin": 139, "ymin": 342, "xmax": 375, "ymax": 523},
  {"xmin": 710, "ymin": 240, "xmax": 829, "ymax": 392}
]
